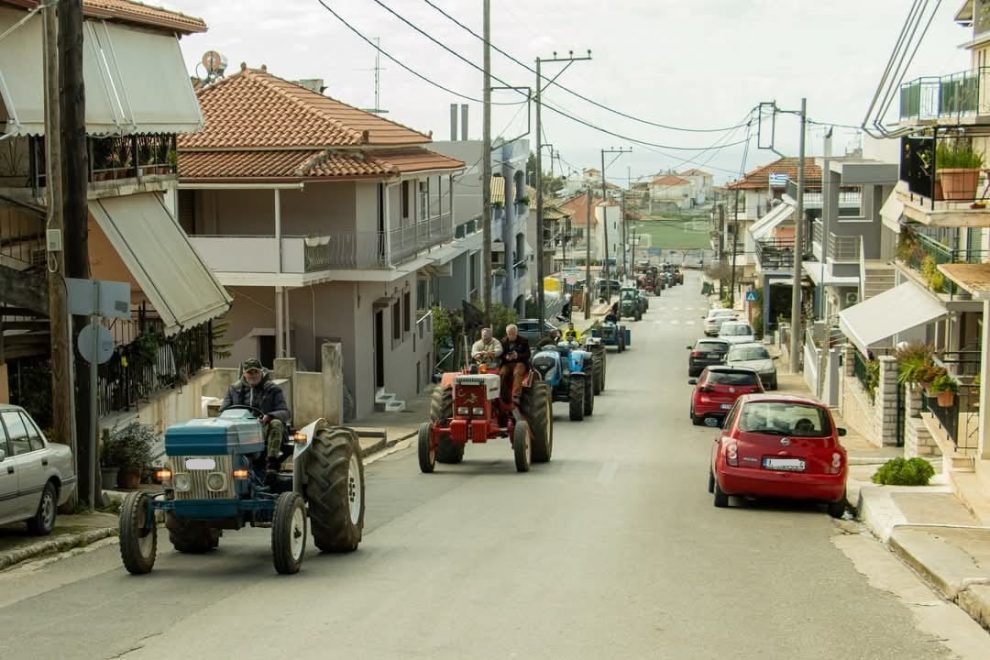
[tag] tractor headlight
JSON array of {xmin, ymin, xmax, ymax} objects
[
  {"xmin": 206, "ymin": 472, "xmax": 227, "ymax": 492},
  {"xmin": 456, "ymin": 406, "xmax": 470, "ymax": 416},
  {"xmin": 173, "ymin": 473, "xmax": 192, "ymax": 492},
  {"xmin": 472, "ymin": 407, "xmax": 485, "ymax": 416}
]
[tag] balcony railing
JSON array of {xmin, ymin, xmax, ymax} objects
[
  {"xmin": 29, "ymin": 134, "xmax": 177, "ymax": 191},
  {"xmin": 897, "ymin": 228, "xmax": 988, "ymax": 296},
  {"xmin": 898, "ymin": 133, "xmax": 990, "ymax": 213},
  {"xmin": 828, "ymin": 232, "xmax": 861, "ymax": 262},
  {"xmin": 755, "ymin": 238, "xmax": 795, "ymax": 271},
  {"xmin": 899, "ymin": 68, "xmax": 990, "ymax": 121}
]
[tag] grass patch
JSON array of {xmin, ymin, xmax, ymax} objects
[{"xmin": 630, "ymin": 217, "xmax": 712, "ymax": 250}]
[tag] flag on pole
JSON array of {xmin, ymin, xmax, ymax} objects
[{"xmin": 768, "ymin": 173, "xmax": 788, "ymax": 188}]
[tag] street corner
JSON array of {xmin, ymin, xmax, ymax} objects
[{"xmin": 0, "ymin": 512, "xmax": 118, "ymax": 572}]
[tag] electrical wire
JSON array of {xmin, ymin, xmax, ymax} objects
[
  {"xmin": 315, "ymin": 0, "xmax": 524, "ymax": 106},
  {"xmin": 419, "ymin": 0, "xmax": 750, "ymax": 134}
]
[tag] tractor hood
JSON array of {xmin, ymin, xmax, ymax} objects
[{"xmin": 164, "ymin": 410, "xmax": 265, "ymax": 456}]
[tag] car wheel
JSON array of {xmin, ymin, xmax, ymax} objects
[
  {"xmin": 827, "ymin": 495, "xmax": 846, "ymax": 519},
  {"xmin": 713, "ymin": 481, "xmax": 729, "ymax": 508},
  {"xmin": 707, "ymin": 469, "xmax": 715, "ymax": 494},
  {"xmin": 27, "ymin": 481, "xmax": 57, "ymax": 536}
]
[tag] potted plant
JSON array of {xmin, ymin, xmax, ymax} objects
[
  {"xmin": 895, "ymin": 343, "xmax": 933, "ymax": 386},
  {"xmin": 936, "ymin": 140, "xmax": 983, "ymax": 200},
  {"xmin": 930, "ymin": 372, "xmax": 958, "ymax": 407},
  {"xmin": 104, "ymin": 422, "xmax": 155, "ymax": 489}
]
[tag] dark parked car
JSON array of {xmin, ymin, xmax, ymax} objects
[{"xmin": 687, "ymin": 338, "xmax": 730, "ymax": 377}]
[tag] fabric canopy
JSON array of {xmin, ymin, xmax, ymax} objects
[{"xmin": 838, "ymin": 281, "xmax": 945, "ymax": 356}]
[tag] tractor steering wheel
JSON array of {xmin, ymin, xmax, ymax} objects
[{"xmin": 222, "ymin": 404, "xmax": 266, "ymax": 419}]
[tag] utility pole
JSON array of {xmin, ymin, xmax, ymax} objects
[
  {"xmin": 788, "ymin": 97, "xmax": 807, "ymax": 372},
  {"xmin": 730, "ymin": 190, "xmax": 739, "ymax": 307},
  {"xmin": 44, "ymin": 0, "xmax": 75, "ymax": 477},
  {"xmin": 584, "ymin": 188, "xmax": 592, "ymax": 320},
  {"xmin": 718, "ymin": 200, "xmax": 726, "ymax": 300},
  {"xmin": 600, "ymin": 147, "xmax": 631, "ymax": 302},
  {"xmin": 60, "ymin": 0, "xmax": 93, "ymax": 505},
  {"xmin": 481, "ymin": 0, "xmax": 492, "ymax": 323},
  {"xmin": 620, "ymin": 189, "xmax": 627, "ymax": 278},
  {"xmin": 535, "ymin": 51, "xmax": 590, "ymax": 337}
]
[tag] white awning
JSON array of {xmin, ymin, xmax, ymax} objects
[
  {"xmin": 89, "ymin": 193, "xmax": 232, "ymax": 335},
  {"xmin": 749, "ymin": 201, "xmax": 794, "ymax": 241},
  {"xmin": 880, "ymin": 189, "xmax": 904, "ymax": 232},
  {"xmin": 802, "ymin": 261, "xmax": 860, "ymax": 286},
  {"xmin": 0, "ymin": 8, "xmax": 202, "ymax": 136},
  {"xmin": 838, "ymin": 281, "xmax": 945, "ymax": 356}
]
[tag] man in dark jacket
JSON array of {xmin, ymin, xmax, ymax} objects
[
  {"xmin": 499, "ymin": 324, "xmax": 531, "ymax": 404},
  {"xmin": 221, "ymin": 358, "xmax": 291, "ymax": 469}
]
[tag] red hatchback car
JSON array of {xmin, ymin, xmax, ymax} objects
[
  {"xmin": 708, "ymin": 394, "xmax": 848, "ymax": 517},
  {"xmin": 688, "ymin": 365, "xmax": 763, "ymax": 426}
]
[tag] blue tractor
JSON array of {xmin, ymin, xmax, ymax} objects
[
  {"xmin": 118, "ymin": 407, "xmax": 365, "ymax": 575},
  {"xmin": 590, "ymin": 321, "xmax": 630, "ymax": 352},
  {"xmin": 531, "ymin": 341, "xmax": 595, "ymax": 421}
]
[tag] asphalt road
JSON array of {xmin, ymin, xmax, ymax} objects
[{"xmin": 0, "ymin": 272, "xmax": 986, "ymax": 659}]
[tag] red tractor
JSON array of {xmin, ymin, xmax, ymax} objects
[{"xmin": 418, "ymin": 370, "xmax": 553, "ymax": 473}]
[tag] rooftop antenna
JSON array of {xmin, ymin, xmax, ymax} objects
[
  {"xmin": 359, "ymin": 37, "xmax": 389, "ymax": 114},
  {"xmin": 196, "ymin": 50, "xmax": 227, "ymax": 85}
]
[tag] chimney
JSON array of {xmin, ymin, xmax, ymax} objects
[
  {"xmin": 460, "ymin": 104, "xmax": 469, "ymax": 141},
  {"xmin": 295, "ymin": 79, "xmax": 325, "ymax": 94},
  {"xmin": 450, "ymin": 104, "xmax": 458, "ymax": 141}
]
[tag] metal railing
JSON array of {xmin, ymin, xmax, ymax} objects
[
  {"xmin": 811, "ymin": 220, "xmax": 823, "ymax": 248},
  {"xmin": 828, "ymin": 232, "xmax": 861, "ymax": 262},
  {"xmin": 512, "ymin": 258, "xmax": 528, "ymax": 279},
  {"xmin": 853, "ymin": 350, "xmax": 875, "ymax": 403},
  {"xmin": 898, "ymin": 228, "xmax": 988, "ymax": 296},
  {"xmin": 301, "ymin": 215, "xmax": 454, "ymax": 272},
  {"xmin": 899, "ymin": 67, "xmax": 990, "ymax": 121},
  {"xmin": 755, "ymin": 238, "xmax": 795, "ymax": 270},
  {"xmin": 29, "ymin": 134, "xmax": 176, "ymax": 191}
]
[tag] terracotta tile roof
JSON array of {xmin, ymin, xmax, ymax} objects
[
  {"xmin": 180, "ymin": 67, "xmax": 431, "ymax": 150},
  {"xmin": 652, "ymin": 175, "xmax": 691, "ymax": 186},
  {"xmin": 2, "ymin": 0, "xmax": 207, "ymax": 34},
  {"xmin": 178, "ymin": 147, "xmax": 463, "ymax": 182},
  {"xmin": 727, "ymin": 157, "xmax": 822, "ymax": 190},
  {"xmin": 680, "ymin": 168, "xmax": 712, "ymax": 177},
  {"xmin": 491, "ymin": 176, "xmax": 505, "ymax": 204},
  {"xmin": 560, "ymin": 193, "xmax": 595, "ymax": 226}
]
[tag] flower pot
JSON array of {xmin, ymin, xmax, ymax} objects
[
  {"xmin": 934, "ymin": 179, "xmax": 944, "ymax": 201},
  {"xmin": 116, "ymin": 467, "xmax": 141, "ymax": 490},
  {"xmin": 938, "ymin": 168, "xmax": 980, "ymax": 201},
  {"xmin": 100, "ymin": 466, "xmax": 119, "ymax": 489},
  {"xmin": 936, "ymin": 390, "xmax": 956, "ymax": 407}
]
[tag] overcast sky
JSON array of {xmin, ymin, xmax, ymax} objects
[{"xmin": 165, "ymin": 0, "xmax": 970, "ymax": 184}]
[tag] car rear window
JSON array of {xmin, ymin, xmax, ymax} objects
[
  {"xmin": 720, "ymin": 324, "xmax": 753, "ymax": 336},
  {"xmin": 707, "ymin": 371, "xmax": 759, "ymax": 386},
  {"xmin": 729, "ymin": 346, "xmax": 769, "ymax": 360},
  {"xmin": 738, "ymin": 402, "xmax": 831, "ymax": 436},
  {"xmin": 698, "ymin": 342, "xmax": 729, "ymax": 352}
]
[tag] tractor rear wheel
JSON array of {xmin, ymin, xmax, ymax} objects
[
  {"xmin": 594, "ymin": 346, "xmax": 606, "ymax": 392},
  {"xmin": 430, "ymin": 387, "xmax": 463, "ymax": 463},
  {"xmin": 523, "ymin": 383, "xmax": 553, "ymax": 463},
  {"xmin": 592, "ymin": 354, "xmax": 603, "ymax": 395},
  {"xmin": 304, "ymin": 427, "xmax": 365, "ymax": 553},
  {"xmin": 618, "ymin": 329, "xmax": 626, "ymax": 353},
  {"xmin": 513, "ymin": 421, "xmax": 531, "ymax": 473},
  {"xmin": 119, "ymin": 491, "xmax": 156, "ymax": 575},
  {"xmin": 583, "ymin": 375, "xmax": 594, "ymax": 416},
  {"xmin": 272, "ymin": 492, "xmax": 307, "ymax": 574},
  {"xmin": 569, "ymin": 377, "xmax": 585, "ymax": 421},
  {"xmin": 166, "ymin": 512, "xmax": 219, "ymax": 553}
]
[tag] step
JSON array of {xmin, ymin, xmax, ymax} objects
[
  {"xmin": 384, "ymin": 399, "xmax": 406, "ymax": 413},
  {"xmin": 951, "ymin": 453, "xmax": 976, "ymax": 473}
]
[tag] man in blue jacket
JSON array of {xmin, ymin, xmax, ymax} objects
[{"xmin": 221, "ymin": 358, "xmax": 291, "ymax": 470}]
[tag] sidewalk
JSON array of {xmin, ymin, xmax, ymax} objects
[{"xmin": 770, "ymin": 339, "xmax": 990, "ymax": 631}]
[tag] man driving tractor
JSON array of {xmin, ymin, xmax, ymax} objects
[
  {"xmin": 220, "ymin": 358, "xmax": 291, "ymax": 473},
  {"xmin": 471, "ymin": 327, "xmax": 503, "ymax": 372},
  {"xmin": 499, "ymin": 324, "xmax": 531, "ymax": 404}
]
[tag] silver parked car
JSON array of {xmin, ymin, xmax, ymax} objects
[
  {"xmin": 0, "ymin": 405, "xmax": 76, "ymax": 535},
  {"xmin": 725, "ymin": 342, "xmax": 778, "ymax": 390}
]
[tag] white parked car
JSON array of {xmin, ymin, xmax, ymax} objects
[
  {"xmin": 0, "ymin": 405, "xmax": 76, "ymax": 535},
  {"xmin": 725, "ymin": 342, "xmax": 778, "ymax": 390},
  {"xmin": 718, "ymin": 321, "xmax": 756, "ymax": 345},
  {"xmin": 703, "ymin": 308, "xmax": 739, "ymax": 337}
]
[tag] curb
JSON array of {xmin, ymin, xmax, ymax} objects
[
  {"xmin": 888, "ymin": 531, "xmax": 960, "ymax": 599},
  {"xmin": 0, "ymin": 527, "xmax": 117, "ymax": 572}
]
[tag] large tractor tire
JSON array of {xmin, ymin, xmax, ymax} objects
[
  {"xmin": 418, "ymin": 422, "xmax": 436, "ymax": 474},
  {"xmin": 513, "ymin": 421, "xmax": 531, "ymax": 473},
  {"xmin": 583, "ymin": 375, "xmax": 594, "ymax": 416},
  {"xmin": 522, "ymin": 383, "xmax": 553, "ymax": 463},
  {"xmin": 635, "ymin": 309, "xmax": 642, "ymax": 322},
  {"xmin": 166, "ymin": 512, "xmax": 220, "ymax": 553},
  {"xmin": 569, "ymin": 377, "xmax": 585, "ymax": 421},
  {"xmin": 592, "ymin": 354, "xmax": 603, "ymax": 395},
  {"xmin": 304, "ymin": 427, "xmax": 365, "ymax": 553},
  {"xmin": 272, "ymin": 491, "xmax": 307, "ymax": 575},
  {"xmin": 592, "ymin": 346, "xmax": 606, "ymax": 393},
  {"xmin": 119, "ymin": 491, "xmax": 157, "ymax": 575},
  {"xmin": 430, "ymin": 387, "xmax": 463, "ymax": 464},
  {"xmin": 618, "ymin": 328, "xmax": 626, "ymax": 353}
]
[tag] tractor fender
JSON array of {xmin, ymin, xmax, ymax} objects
[{"xmin": 291, "ymin": 417, "xmax": 328, "ymax": 493}]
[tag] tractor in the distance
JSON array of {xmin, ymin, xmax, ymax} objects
[
  {"xmin": 117, "ymin": 407, "xmax": 365, "ymax": 576},
  {"xmin": 420, "ymin": 367, "xmax": 552, "ymax": 473}
]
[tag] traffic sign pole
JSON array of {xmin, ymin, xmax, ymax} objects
[{"xmin": 89, "ymin": 282, "xmax": 99, "ymax": 509}]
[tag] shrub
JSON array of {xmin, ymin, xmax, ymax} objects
[
  {"xmin": 871, "ymin": 457, "xmax": 936, "ymax": 486},
  {"xmin": 102, "ymin": 422, "xmax": 155, "ymax": 470}
]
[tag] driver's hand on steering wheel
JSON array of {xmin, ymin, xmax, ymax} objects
[{"xmin": 260, "ymin": 414, "xmax": 271, "ymax": 424}]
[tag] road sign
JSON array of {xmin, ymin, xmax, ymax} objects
[
  {"xmin": 746, "ymin": 291, "xmax": 758, "ymax": 302},
  {"xmin": 66, "ymin": 278, "xmax": 130, "ymax": 319},
  {"xmin": 77, "ymin": 322, "xmax": 114, "ymax": 364}
]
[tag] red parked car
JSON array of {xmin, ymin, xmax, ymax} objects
[
  {"xmin": 708, "ymin": 394, "xmax": 848, "ymax": 517},
  {"xmin": 688, "ymin": 365, "xmax": 763, "ymax": 426}
]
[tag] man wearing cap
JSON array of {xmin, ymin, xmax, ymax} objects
[{"xmin": 221, "ymin": 358, "xmax": 291, "ymax": 473}]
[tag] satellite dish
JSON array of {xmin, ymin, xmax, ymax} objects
[{"xmin": 201, "ymin": 50, "xmax": 227, "ymax": 78}]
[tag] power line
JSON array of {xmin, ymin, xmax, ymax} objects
[
  {"xmin": 315, "ymin": 0, "xmax": 524, "ymax": 106},
  {"xmin": 420, "ymin": 0, "xmax": 750, "ymax": 135}
]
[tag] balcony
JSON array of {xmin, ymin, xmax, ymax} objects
[
  {"xmin": 29, "ymin": 135, "xmax": 177, "ymax": 191},
  {"xmin": 896, "ymin": 228, "xmax": 987, "ymax": 298},
  {"xmin": 785, "ymin": 178, "xmax": 862, "ymax": 213},
  {"xmin": 899, "ymin": 68, "xmax": 990, "ymax": 123},
  {"xmin": 896, "ymin": 135, "xmax": 990, "ymax": 227},
  {"xmin": 827, "ymin": 233, "xmax": 861, "ymax": 262},
  {"xmin": 755, "ymin": 238, "xmax": 795, "ymax": 271}
]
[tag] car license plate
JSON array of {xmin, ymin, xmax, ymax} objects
[
  {"xmin": 186, "ymin": 458, "xmax": 217, "ymax": 470},
  {"xmin": 720, "ymin": 403, "xmax": 732, "ymax": 410},
  {"xmin": 763, "ymin": 457, "xmax": 805, "ymax": 471}
]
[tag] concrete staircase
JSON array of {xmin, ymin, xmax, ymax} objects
[
  {"xmin": 374, "ymin": 387, "xmax": 406, "ymax": 413},
  {"xmin": 863, "ymin": 262, "xmax": 896, "ymax": 300}
]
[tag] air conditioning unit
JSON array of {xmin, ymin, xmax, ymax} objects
[{"xmin": 844, "ymin": 292, "xmax": 859, "ymax": 305}]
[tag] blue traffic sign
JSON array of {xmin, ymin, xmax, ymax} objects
[{"xmin": 745, "ymin": 291, "xmax": 758, "ymax": 302}]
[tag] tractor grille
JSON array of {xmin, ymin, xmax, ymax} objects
[{"xmin": 167, "ymin": 455, "xmax": 235, "ymax": 500}]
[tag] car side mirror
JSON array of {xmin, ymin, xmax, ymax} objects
[
  {"xmin": 686, "ymin": 345, "xmax": 693, "ymax": 350},
  {"xmin": 688, "ymin": 378, "xmax": 698, "ymax": 385},
  {"xmin": 837, "ymin": 428, "xmax": 847, "ymax": 437}
]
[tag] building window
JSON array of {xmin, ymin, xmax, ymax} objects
[
  {"xmin": 401, "ymin": 181, "xmax": 411, "ymax": 220},
  {"xmin": 403, "ymin": 291, "xmax": 411, "ymax": 333},
  {"xmin": 418, "ymin": 181, "xmax": 428, "ymax": 221},
  {"xmin": 392, "ymin": 300, "xmax": 401, "ymax": 341}
]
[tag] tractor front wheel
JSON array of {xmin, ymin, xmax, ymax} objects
[
  {"xmin": 119, "ymin": 492, "xmax": 157, "ymax": 575},
  {"xmin": 592, "ymin": 354, "xmax": 603, "ymax": 395},
  {"xmin": 513, "ymin": 421, "xmax": 531, "ymax": 473},
  {"xmin": 583, "ymin": 375, "xmax": 594, "ymax": 416},
  {"xmin": 304, "ymin": 427, "xmax": 365, "ymax": 552},
  {"xmin": 524, "ymin": 383, "xmax": 553, "ymax": 463},
  {"xmin": 569, "ymin": 377, "xmax": 585, "ymax": 421},
  {"xmin": 618, "ymin": 329, "xmax": 626, "ymax": 353},
  {"xmin": 431, "ymin": 387, "xmax": 464, "ymax": 463},
  {"xmin": 166, "ymin": 513, "xmax": 219, "ymax": 553},
  {"xmin": 418, "ymin": 422, "xmax": 436, "ymax": 473},
  {"xmin": 272, "ymin": 492, "xmax": 307, "ymax": 574}
]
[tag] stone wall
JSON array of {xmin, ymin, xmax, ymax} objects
[
  {"xmin": 841, "ymin": 374, "xmax": 881, "ymax": 446},
  {"xmin": 876, "ymin": 356, "xmax": 899, "ymax": 446}
]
